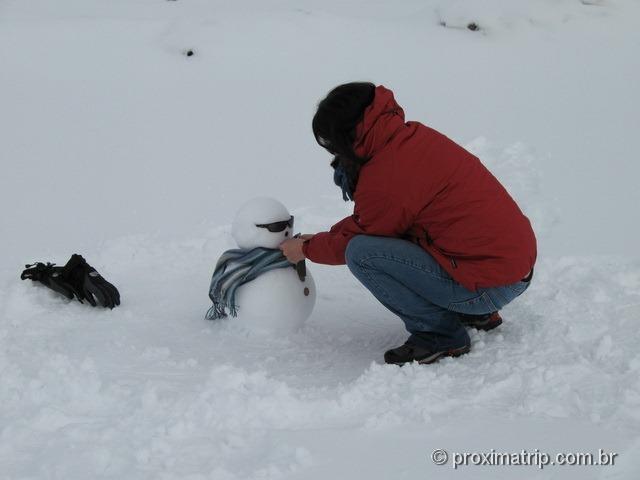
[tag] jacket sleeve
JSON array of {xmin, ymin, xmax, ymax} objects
[{"xmin": 302, "ymin": 190, "xmax": 413, "ymax": 265}]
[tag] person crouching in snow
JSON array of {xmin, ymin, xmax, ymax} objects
[{"xmin": 279, "ymin": 83, "xmax": 536, "ymax": 365}]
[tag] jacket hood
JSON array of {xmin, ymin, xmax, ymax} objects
[{"xmin": 353, "ymin": 85, "xmax": 405, "ymax": 158}]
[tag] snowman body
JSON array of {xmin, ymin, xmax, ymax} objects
[
  {"xmin": 229, "ymin": 197, "xmax": 316, "ymax": 334},
  {"xmin": 234, "ymin": 267, "xmax": 316, "ymax": 334}
]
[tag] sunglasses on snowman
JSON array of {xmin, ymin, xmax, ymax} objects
[{"xmin": 255, "ymin": 215, "xmax": 294, "ymax": 233}]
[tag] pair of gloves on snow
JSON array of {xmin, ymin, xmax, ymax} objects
[{"xmin": 20, "ymin": 254, "xmax": 120, "ymax": 309}]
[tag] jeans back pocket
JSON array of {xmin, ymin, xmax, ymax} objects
[{"xmin": 447, "ymin": 292, "xmax": 499, "ymax": 315}]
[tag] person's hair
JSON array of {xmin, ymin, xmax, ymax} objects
[{"xmin": 312, "ymin": 82, "xmax": 376, "ymax": 188}]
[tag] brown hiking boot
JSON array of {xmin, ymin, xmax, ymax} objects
[
  {"xmin": 384, "ymin": 333, "xmax": 471, "ymax": 365},
  {"xmin": 459, "ymin": 311, "xmax": 503, "ymax": 331}
]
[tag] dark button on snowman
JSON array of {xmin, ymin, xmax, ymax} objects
[{"xmin": 212, "ymin": 197, "xmax": 316, "ymax": 333}]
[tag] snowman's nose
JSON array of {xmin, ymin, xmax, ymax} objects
[{"xmin": 285, "ymin": 231, "xmax": 289, "ymax": 237}]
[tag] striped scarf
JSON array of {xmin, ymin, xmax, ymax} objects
[
  {"xmin": 334, "ymin": 164, "xmax": 355, "ymax": 201},
  {"xmin": 205, "ymin": 247, "xmax": 293, "ymax": 320}
]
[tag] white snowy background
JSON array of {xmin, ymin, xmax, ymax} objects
[{"xmin": 1, "ymin": 0, "xmax": 639, "ymax": 479}]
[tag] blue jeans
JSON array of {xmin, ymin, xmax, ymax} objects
[{"xmin": 345, "ymin": 235, "xmax": 531, "ymax": 349}]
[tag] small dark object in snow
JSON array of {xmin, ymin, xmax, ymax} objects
[
  {"xmin": 295, "ymin": 260, "xmax": 307, "ymax": 282},
  {"xmin": 438, "ymin": 20, "xmax": 447, "ymax": 27},
  {"xmin": 467, "ymin": 22, "xmax": 480, "ymax": 31},
  {"xmin": 185, "ymin": 50, "xmax": 194, "ymax": 57},
  {"xmin": 304, "ymin": 287, "xmax": 310, "ymax": 297},
  {"xmin": 20, "ymin": 254, "xmax": 121, "ymax": 309}
]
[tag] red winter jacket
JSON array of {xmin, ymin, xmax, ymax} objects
[{"xmin": 302, "ymin": 85, "xmax": 537, "ymax": 292}]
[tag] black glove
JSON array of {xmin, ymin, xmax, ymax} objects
[
  {"xmin": 21, "ymin": 254, "xmax": 121, "ymax": 309},
  {"xmin": 20, "ymin": 262, "xmax": 76, "ymax": 300},
  {"xmin": 62, "ymin": 254, "xmax": 121, "ymax": 308}
]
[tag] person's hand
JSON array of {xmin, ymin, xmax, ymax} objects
[
  {"xmin": 280, "ymin": 238, "xmax": 306, "ymax": 263},
  {"xmin": 298, "ymin": 234, "xmax": 315, "ymax": 241}
]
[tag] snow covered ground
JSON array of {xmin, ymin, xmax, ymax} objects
[{"xmin": 1, "ymin": 1, "xmax": 639, "ymax": 478}]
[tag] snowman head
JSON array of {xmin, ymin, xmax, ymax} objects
[{"xmin": 231, "ymin": 197, "xmax": 294, "ymax": 250}]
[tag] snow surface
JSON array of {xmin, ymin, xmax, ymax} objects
[{"xmin": 1, "ymin": 1, "xmax": 640, "ymax": 479}]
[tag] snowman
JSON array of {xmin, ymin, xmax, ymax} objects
[{"xmin": 208, "ymin": 197, "xmax": 316, "ymax": 334}]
